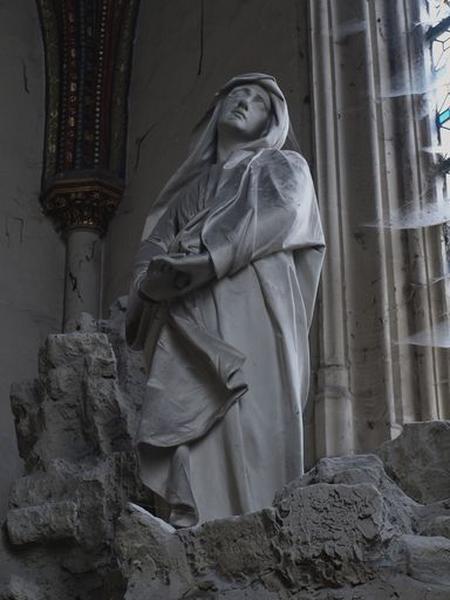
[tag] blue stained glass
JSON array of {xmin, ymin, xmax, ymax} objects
[
  {"xmin": 428, "ymin": 1, "xmax": 450, "ymax": 160},
  {"xmin": 438, "ymin": 107, "xmax": 450, "ymax": 125}
]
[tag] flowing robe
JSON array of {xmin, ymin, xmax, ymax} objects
[{"xmin": 126, "ymin": 149, "xmax": 325, "ymax": 527}]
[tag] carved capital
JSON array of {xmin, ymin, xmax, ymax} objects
[{"xmin": 42, "ymin": 172, "xmax": 124, "ymax": 235}]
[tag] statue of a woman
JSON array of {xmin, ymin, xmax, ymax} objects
[{"xmin": 126, "ymin": 73, "xmax": 325, "ymax": 528}]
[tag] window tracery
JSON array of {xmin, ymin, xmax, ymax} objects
[{"xmin": 426, "ymin": 0, "xmax": 450, "ymax": 177}]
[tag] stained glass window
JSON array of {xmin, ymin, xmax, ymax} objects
[
  {"xmin": 429, "ymin": 0, "xmax": 450, "ymax": 20},
  {"xmin": 427, "ymin": 0, "xmax": 450, "ymax": 158},
  {"xmin": 430, "ymin": 22, "xmax": 450, "ymax": 70}
]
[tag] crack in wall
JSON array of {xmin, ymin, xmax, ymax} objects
[
  {"xmin": 4, "ymin": 216, "xmax": 24, "ymax": 247},
  {"xmin": 85, "ymin": 240, "xmax": 97, "ymax": 263},
  {"xmin": 197, "ymin": 0, "xmax": 205, "ymax": 76},
  {"xmin": 21, "ymin": 59, "xmax": 29, "ymax": 94},
  {"xmin": 134, "ymin": 125, "xmax": 155, "ymax": 172},
  {"xmin": 68, "ymin": 271, "xmax": 83, "ymax": 302}
]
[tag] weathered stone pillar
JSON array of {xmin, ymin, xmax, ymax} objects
[
  {"xmin": 64, "ymin": 230, "xmax": 101, "ymax": 329},
  {"xmin": 308, "ymin": 0, "xmax": 354, "ymax": 457},
  {"xmin": 36, "ymin": 0, "xmax": 139, "ymax": 331},
  {"xmin": 308, "ymin": 0, "xmax": 450, "ymax": 457},
  {"xmin": 42, "ymin": 173, "xmax": 124, "ymax": 328}
]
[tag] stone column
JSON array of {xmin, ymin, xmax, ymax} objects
[
  {"xmin": 309, "ymin": 1, "xmax": 354, "ymax": 457},
  {"xmin": 42, "ymin": 174, "xmax": 124, "ymax": 330},
  {"xmin": 64, "ymin": 230, "xmax": 101, "ymax": 330},
  {"xmin": 37, "ymin": 0, "xmax": 140, "ymax": 331},
  {"xmin": 308, "ymin": 0, "xmax": 450, "ymax": 457}
]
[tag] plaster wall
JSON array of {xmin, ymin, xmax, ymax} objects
[
  {"xmin": 104, "ymin": 0, "xmax": 313, "ymax": 307},
  {"xmin": 0, "ymin": 1, "xmax": 65, "ymax": 515}
]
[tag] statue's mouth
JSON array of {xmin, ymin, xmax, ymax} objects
[{"xmin": 231, "ymin": 109, "xmax": 246, "ymax": 120}]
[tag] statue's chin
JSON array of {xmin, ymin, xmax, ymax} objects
[{"xmin": 218, "ymin": 122, "xmax": 261, "ymax": 144}]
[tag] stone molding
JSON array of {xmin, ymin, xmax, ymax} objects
[{"xmin": 42, "ymin": 171, "xmax": 124, "ymax": 234}]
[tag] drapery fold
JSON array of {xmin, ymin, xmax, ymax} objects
[{"xmin": 126, "ymin": 148, "xmax": 324, "ymax": 526}]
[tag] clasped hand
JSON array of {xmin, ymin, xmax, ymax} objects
[{"xmin": 140, "ymin": 253, "xmax": 214, "ymax": 301}]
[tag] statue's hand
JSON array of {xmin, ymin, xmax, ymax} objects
[
  {"xmin": 163, "ymin": 253, "xmax": 214, "ymax": 293},
  {"xmin": 139, "ymin": 255, "xmax": 180, "ymax": 301},
  {"xmin": 142, "ymin": 253, "xmax": 214, "ymax": 300}
]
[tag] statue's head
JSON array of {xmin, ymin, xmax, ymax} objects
[
  {"xmin": 189, "ymin": 73, "xmax": 291, "ymax": 163},
  {"xmin": 217, "ymin": 83, "xmax": 272, "ymax": 143},
  {"xmin": 141, "ymin": 74, "xmax": 293, "ymax": 239}
]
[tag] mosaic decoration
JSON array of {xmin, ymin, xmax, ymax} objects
[{"xmin": 36, "ymin": 0, "xmax": 140, "ymax": 234}]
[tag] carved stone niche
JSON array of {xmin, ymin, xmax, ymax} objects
[{"xmin": 4, "ymin": 308, "xmax": 450, "ymax": 598}]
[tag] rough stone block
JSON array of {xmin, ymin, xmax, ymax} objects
[
  {"xmin": 116, "ymin": 503, "xmax": 191, "ymax": 600},
  {"xmin": 178, "ymin": 508, "xmax": 278, "ymax": 580},
  {"xmin": 397, "ymin": 534, "xmax": 450, "ymax": 587},
  {"xmin": 378, "ymin": 421, "xmax": 450, "ymax": 503},
  {"xmin": 8, "ymin": 471, "xmax": 69, "ymax": 509},
  {"xmin": 0, "ymin": 576, "xmax": 42, "ymax": 600},
  {"xmin": 6, "ymin": 501, "xmax": 78, "ymax": 546},
  {"xmin": 293, "ymin": 575, "xmax": 450, "ymax": 600},
  {"xmin": 113, "ymin": 446, "xmax": 450, "ymax": 597},
  {"xmin": 11, "ymin": 333, "xmax": 133, "ymax": 467},
  {"xmin": 6, "ymin": 452, "xmax": 154, "ymax": 555},
  {"xmin": 10, "ymin": 381, "xmax": 43, "ymax": 469},
  {"xmin": 420, "ymin": 515, "xmax": 450, "ymax": 539},
  {"xmin": 116, "ymin": 482, "xmax": 398, "ymax": 597},
  {"xmin": 276, "ymin": 454, "xmax": 417, "ymax": 536},
  {"xmin": 273, "ymin": 482, "xmax": 388, "ymax": 587}
]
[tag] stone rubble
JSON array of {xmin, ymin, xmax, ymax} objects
[
  {"xmin": 2, "ymin": 313, "xmax": 450, "ymax": 599},
  {"xmin": 377, "ymin": 420, "xmax": 450, "ymax": 504}
]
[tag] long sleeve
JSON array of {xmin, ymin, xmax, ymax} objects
[
  {"xmin": 133, "ymin": 201, "xmax": 179, "ymax": 290},
  {"xmin": 125, "ymin": 202, "xmax": 179, "ymax": 350}
]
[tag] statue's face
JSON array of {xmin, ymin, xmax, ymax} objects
[{"xmin": 218, "ymin": 84, "xmax": 271, "ymax": 141}]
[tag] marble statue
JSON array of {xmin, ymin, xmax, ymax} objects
[{"xmin": 126, "ymin": 73, "xmax": 325, "ymax": 528}]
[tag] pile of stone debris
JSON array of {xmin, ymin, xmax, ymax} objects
[{"xmin": 1, "ymin": 326, "xmax": 450, "ymax": 599}]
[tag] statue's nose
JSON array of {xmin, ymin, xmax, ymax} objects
[{"xmin": 237, "ymin": 98, "xmax": 248, "ymax": 111}]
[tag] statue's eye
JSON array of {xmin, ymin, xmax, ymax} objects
[{"xmin": 255, "ymin": 96, "xmax": 269, "ymax": 110}]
